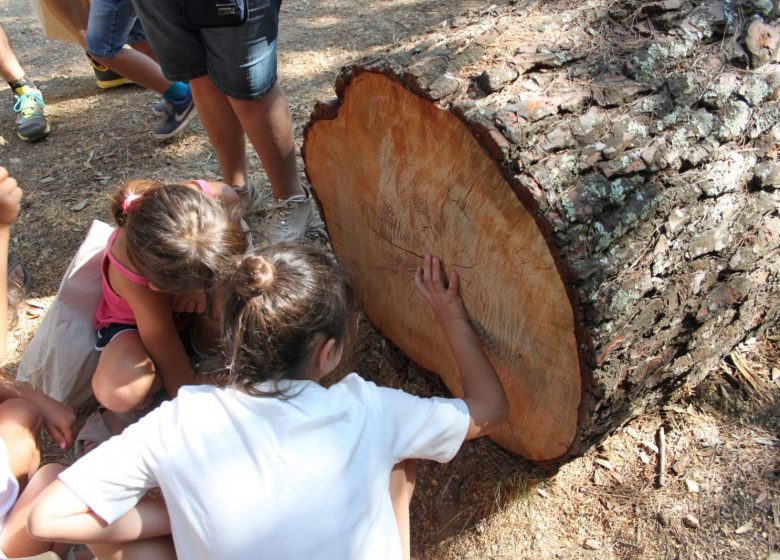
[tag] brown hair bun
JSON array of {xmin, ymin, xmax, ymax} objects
[{"xmin": 234, "ymin": 254, "xmax": 276, "ymax": 299}]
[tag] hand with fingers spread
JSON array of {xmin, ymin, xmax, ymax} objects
[
  {"xmin": 414, "ymin": 254, "xmax": 510, "ymax": 441},
  {"xmin": 414, "ymin": 254, "xmax": 468, "ymax": 328}
]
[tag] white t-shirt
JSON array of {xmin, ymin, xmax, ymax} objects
[
  {"xmin": 0, "ymin": 438, "xmax": 19, "ymax": 531},
  {"xmin": 60, "ymin": 374, "xmax": 470, "ymax": 560}
]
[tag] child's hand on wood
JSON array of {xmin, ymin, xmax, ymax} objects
[
  {"xmin": 0, "ymin": 167, "xmax": 22, "ymax": 226},
  {"xmin": 414, "ymin": 255, "xmax": 468, "ymax": 328}
]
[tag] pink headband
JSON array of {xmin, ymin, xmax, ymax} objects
[{"xmin": 122, "ymin": 193, "xmax": 142, "ymax": 212}]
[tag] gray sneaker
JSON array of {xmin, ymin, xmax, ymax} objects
[
  {"xmin": 12, "ymin": 84, "xmax": 49, "ymax": 142},
  {"xmin": 152, "ymin": 94, "xmax": 197, "ymax": 141},
  {"xmin": 267, "ymin": 192, "xmax": 316, "ymax": 243}
]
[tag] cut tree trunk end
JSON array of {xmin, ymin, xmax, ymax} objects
[
  {"xmin": 305, "ymin": 72, "xmax": 581, "ymax": 461},
  {"xmin": 304, "ymin": 0, "xmax": 780, "ymax": 463}
]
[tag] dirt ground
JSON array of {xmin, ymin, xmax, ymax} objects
[{"xmin": 0, "ymin": 0, "xmax": 778, "ymax": 558}]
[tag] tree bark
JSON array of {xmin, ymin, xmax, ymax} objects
[{"xmin": 303, "ymin": 0, "xmax": 780, "ymax": 461}]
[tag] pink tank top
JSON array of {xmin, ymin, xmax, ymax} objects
[
  {"xmin": 92, "ymin": 180, "xmax": 216, "ymax": 330},
  {"xmin": 93, "ymin": 229, "xmax": 150, "ymax": 329}
]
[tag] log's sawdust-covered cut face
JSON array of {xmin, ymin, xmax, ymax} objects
[{"xmin": 305, "ymin": 72, "xmax": 580, "ymax": 461}]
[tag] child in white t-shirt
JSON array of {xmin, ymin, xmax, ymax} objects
[{"xmin": 29, "ymin": 244, "xmax": 509, "ymax": 560}]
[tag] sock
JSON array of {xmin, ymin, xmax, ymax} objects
[
  {"xmin": 162, "ymin": 81, "xmax": 190, "ymax": 103},
  {"xmin": 8, "ymin": 76, "xmax": 32, "ymax": 92}
]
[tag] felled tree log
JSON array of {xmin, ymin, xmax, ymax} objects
[{"xmin": 303, "ymin": 0, "xmax": 780, "ymax": 461}]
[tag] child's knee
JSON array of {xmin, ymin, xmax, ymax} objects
[{"xmin": 93, "ymin": 380, "xmax": 148, "ymax": 413}]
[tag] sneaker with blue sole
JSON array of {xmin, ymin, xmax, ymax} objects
[{"xmin": 152, "ymin": 94, "xmax": 197, "ymax": 141}]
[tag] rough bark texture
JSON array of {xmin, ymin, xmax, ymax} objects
[{"xmin": 304, "ymin": 0, "xmax": 780, "ymax": 461}]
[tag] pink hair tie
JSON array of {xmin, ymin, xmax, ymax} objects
[{"xmin": 122, "ymin": 193, "xmax": 141, "ymax": 212}]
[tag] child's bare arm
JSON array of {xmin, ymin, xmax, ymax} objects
[
  {"xmin": 415, "ymin": 255, "xmax": 509, "ymax": 440},
  {"xmin": 0, "ymin": 380, "xmax": 76, "ymax": 450},
  {"xmin": 0, "ymin": 167, "xmax": 22, "ymax": 363},
  {"xmin": 28, "ymin": 480, "xmax": 170, "ymax": 544},
  {"xmin": 121, "ymin": 280, "xmax": 195, "ymax": 396}
]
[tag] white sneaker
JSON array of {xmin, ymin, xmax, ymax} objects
[{"xmin": 267, "ymin": 192, "xmax": 315, "ymax": 243}]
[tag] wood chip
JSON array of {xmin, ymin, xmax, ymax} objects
[
  {"xmin": 593, "ymin": 468, "xmax": 609, "ymax": 486},
  {"xmin": 641, "ymin": 441, "xmax": 659, "ymax": 454},
  {"xmin": 672, "ymin": 454, "xmax": 691, "ymax": 475},
  {"xmin": 595, "ymin": 458, "xmax": 614, "ymax": 470},
  {"xmin": 536, "ymin": 488, "xmax": 549, "ymax": 498},
  {"xmin": 584, "ymin": 538, "xmax": 602, "ymax": 550},
  {"xmin": 640, "ymin": 451, "xmax": 651, "ymax": 464},
  {"xmin": 39, "ymin": 176, "xmax": 55, "ymax": 184},
  {"xmin": 753, "ymin": 437, "xmax": 777, "ymax": 446},
  {"xmin": 624, "ymin": 427, "xmax": 641, "ymax": 439},
  {"xmin": 756, "ymin": 490, "xmax": 768, "ymax": 505},
  {"xmin": 685, "ymin": 479, "xmax": 700, "ymax": 493},
  {"xmin": 682, "ymin": 514, "xmax": 700, "ymax": 529},
  {"xmin": 70, "ymin": 200, "xmax": 89, "ymax": 212},
  {"xmin": 735, "ymin": 521, "xmax": 753, "ymax": 535},
  {"xmin": 773, "ymin": 503, "xmax": 780, "ymax": 529}
]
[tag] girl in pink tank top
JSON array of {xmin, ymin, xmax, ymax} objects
[{"xmin": 90, "ymin": 178, "xmax": 247, "ymax": 433}]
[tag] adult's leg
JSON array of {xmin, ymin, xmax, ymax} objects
[
  {"xmin": 0, "ymin": 24, "xmax": 25, "ymax": 83},
  {"xmin": 0, "ymin": 463, "xmax": 70, "ymax": 558},
  {"xmin": 390, "ymin": 459, "xmax": 416, "ymax": 560},
  {"xmin": 229, "ymin": 82, "xmax": 303, "ymax": 199},
  {"xmin": 92, "ymin": 331, "xmax": 161, "ymax": 414},
  {"xmin": 190, "ymin": 75, "xmax": 247, "ymax": 187}
]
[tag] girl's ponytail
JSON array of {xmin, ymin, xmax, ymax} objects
[{"xmin": 109, "ymin": 179, "xmax": 160, "ymax": 226}]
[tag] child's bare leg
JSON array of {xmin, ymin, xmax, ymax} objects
[
  {"xmin": 92, "ymin": 332, "xmax": 161, "ymax": 414},
  {"xmin": 390, "ymin": 459, "xmax": 416, "ymax": 560},
  {"xmin": 89, "ymin": 536, "xmax": 175, "ymax": 560},
  {"xmin": 85, "ymin": 496, "xmax": 173, "ymax": 560},
  {"xmin": 0, "ymin": 398, "xmax": 42, "ymax": 485},
  {"xmin": 0, "ymin": 463, "xmax": 69, "ymax": 558}
]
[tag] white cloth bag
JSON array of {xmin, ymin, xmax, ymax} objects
[{"xmin": 16, "ymin": 220, "xmax": 111, "ymax": 407}]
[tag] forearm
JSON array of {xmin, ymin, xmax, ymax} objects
[
  {"xmin": 442, "ymin": 320, "xmax": 509, "ymax": 439},
  {"xmin": 29, "ymin": 481, "xmax": 170, "ymax": 544},
  {"xmin": 144, "ymin": 338, "xmax": 194, "ymax": 397}
]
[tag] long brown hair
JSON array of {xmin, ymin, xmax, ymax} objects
[
  {"xmin": 221, "ymin": 243, "xmax": 354, "ymax": 396},
  {"xmin": 110, "ymin": 179, "xmax": 246, "ymax": 294}
]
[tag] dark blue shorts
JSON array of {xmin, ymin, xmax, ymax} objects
[
  {"xmin": 130, "ymin": 0, "xmax": 281, "ymax": 100},
  {"xmin": 95, "ymin": 323, "xmax": 138, "ymax": 351}
]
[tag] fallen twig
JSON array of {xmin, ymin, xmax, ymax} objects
[{"xmin": 657, "ymin": 426, "xmax": 666, "ymax": 488}]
